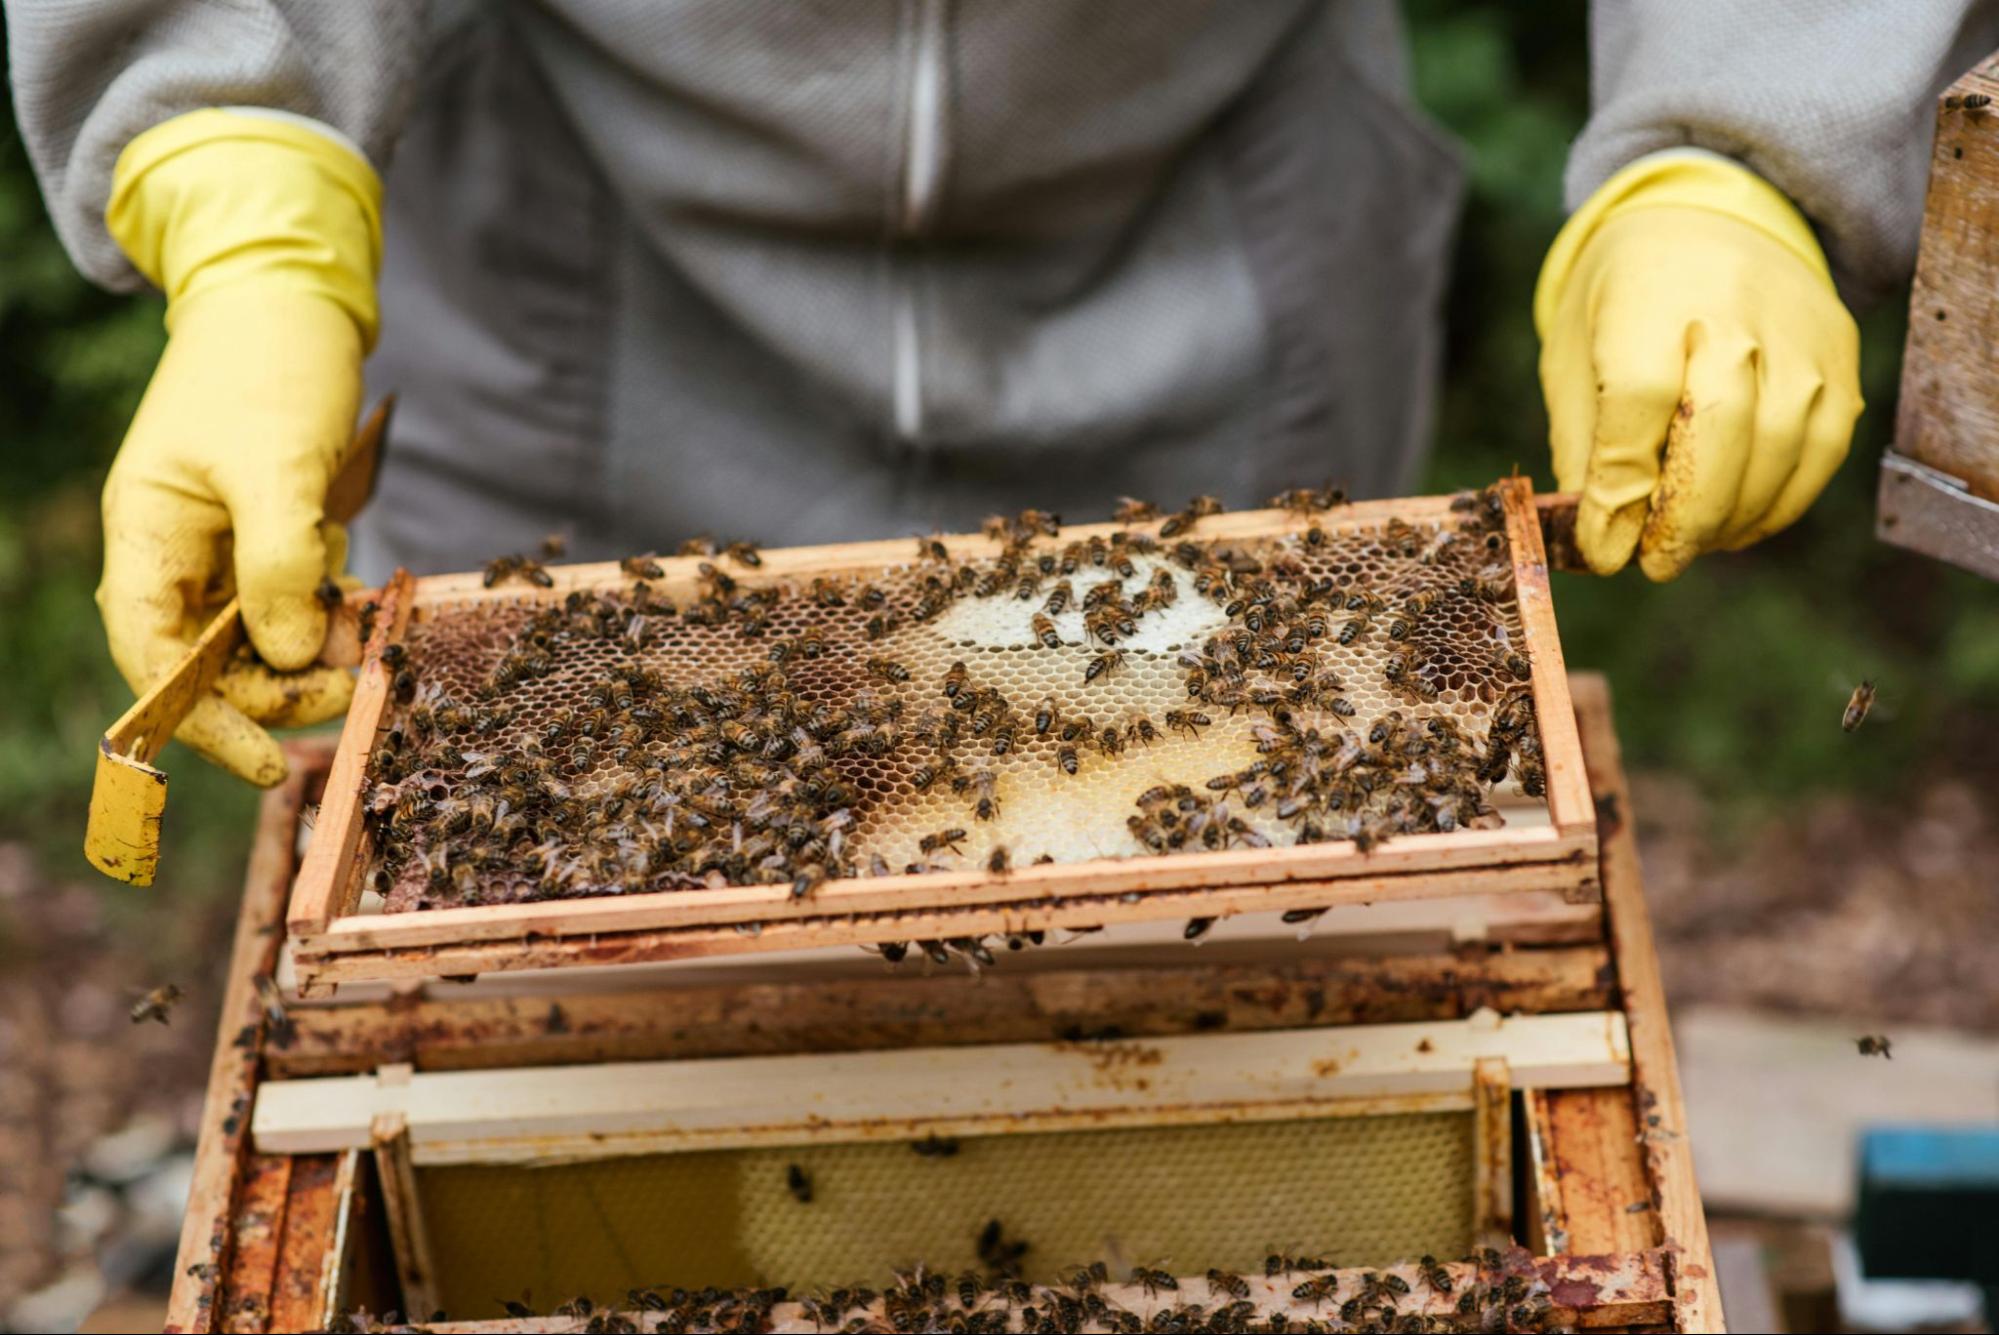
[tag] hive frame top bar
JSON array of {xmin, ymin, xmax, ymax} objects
[{"xmin": 287, "ymin": 479, "xmax": 1595, "ymax": 986}]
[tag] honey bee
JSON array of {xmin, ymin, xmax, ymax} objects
[
  {"xmin": 916, "ymin": 535, "xmax": 951, "ymax": 562},
  {"xmin": 1205, "ymin": 1269, "xmax": 1249, "ymax": 1300},
  {"xmin": 1857, "ymin": 1033, "xmax": 1893, "ymax": 1058},
  {"xmin": 1125, "ymin": 715, "xmax": 1161, "ymax": 747},
  {"xmin": 1843, "ymin": 680, "xmax": 1876, "ymax": 732},
  {"xmin": 785, "ymin": 1163, "xmax": 812, "ymax": 1203},
  {"xmin": 1292, "ymin": 1275, "xmax": 1337, "ymax": 1307},
  {"xmin": 1030, "ymin": 613, "xmax": 1061, "ymax": 649},
  {"xmin": 942, "ymin": 661, "xmax": 970, "ymax": 699},
  {"xmin": 129, "ymin": 983, "xmax": 183, "ymax": 1025},
  {"xmin": 986, "ymin": 845, "xmax": 1011, "ymax": 876},
  {"xmin": 790, "ymin": 864, "xmax": 827, "ymax": 899},
  {"xmin": 968, "ymin": 769, "xmax": 1001, "ymax": 821},
  {"xmin": 1184, "ymin": 916, "xmax": 1215, "ymax": 941},
  {"xmin": 1419, "ymin": 1255, "xmax": 1453, "ymax": 1294},
  {"xmin": 919, "ymin": 828, "xmax": 968, "ymax": 856},
  {"xmin": 1160, "ymin": 494, "xmax": 1224, "ymax": 538},
  {"xmin": 867, "ymin": 657, "xmax": 911, "ymax": 684},
  {"xmin": 621, "ymin": 553, "xmax": 665, "ymax": 579},
  {"xmin": 1164, "ymin": 708, "xmax": 1210, "ymax": 738},
  {"xmin": 1096, "ymin": 724, "xmax": 1125, "ymax": 757},
  {"xmin": 723, "ymin": 540, "xmax": 762, "ymax": 567},
  {"xmin": 1132, "ymin": 1267, "xmax": 1179, "ymax": 1298},
  {"xmin": 1338, "ymin": 613, "xmax": 1372, "ymax": 645},
  {"xmin": 1057, "ymin": 744, "xmax": 1080, "ymax": 776},
  {"xmin": 1084, "ymin": 649, "xmax": 1126, "ymax": 684}
]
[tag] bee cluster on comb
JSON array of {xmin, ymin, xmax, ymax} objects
[
  {"xmin": 357, "ymin": 483, "xmax": 1543, "ymax": 923},
  {"xmin": 332, "ymin": 1245, "xmax": 1571, "ymax": 1332}
]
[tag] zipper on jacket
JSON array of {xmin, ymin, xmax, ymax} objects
[{"xmin": 893, "ymin": 0, "xmax": 948, "ymax": 446}]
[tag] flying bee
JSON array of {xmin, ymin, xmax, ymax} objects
[
  {"xmin": 919, "ymin": 828, "xmax": 968, "ymax": 857},
  {"xmin": 1084, "ymin": 649, "xmax": 1126, "ymax": 684},
  {"xmin": 867, "ymin": 657, "xmax": 911, "ymax": 684},
  {"xmin": 1164, "ymin": 708, "xmax": 1210, "ymax": 738},
  {"xmin": 1858, "ymin": 1033, "xmax": 1893, "ymax": 1058},
  {"xmin": 1031, "ymin": 613, "xmax": 1062, "ymax": 649},
  {"xmin": 942, "ymin": 661, "xmax": 970, "ymax": 699},
  {"xmin": 621, "ymin": 553, "xmax": 665, "ymax": 579},
  {"xmin": 1843, "ymin": 680, "xmax": 1877, "ymax": 732},
  {"xmin": 129, "ymin": 983, "xmax": 183, "ymax": 1025}
]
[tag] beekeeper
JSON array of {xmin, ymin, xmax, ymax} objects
[{"xmin": 9, "ymin": 2, "xmax": 1982, "ymax": 786}]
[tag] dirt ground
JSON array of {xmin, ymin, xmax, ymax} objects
[{"xmin": 2, "ymin": 772, "xmax": 1994, "ymax": 1327}]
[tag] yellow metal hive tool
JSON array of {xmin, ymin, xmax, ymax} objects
[{"xmin": 84, "ymin": 397, "xmax": 395, "ymax": 885}]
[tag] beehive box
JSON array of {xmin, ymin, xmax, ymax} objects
[
  {"xmin": 168, "ymin": 675, "xmax": 1716, "ymax": 1333},
  {"xmin": 285, "ymin": 481, "xmax": 1594, "ymax": 993}
]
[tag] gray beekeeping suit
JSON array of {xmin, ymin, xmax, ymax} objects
[{"xmin": 9, "ymin": 2, "xmax": 1997, "ymax": 576}]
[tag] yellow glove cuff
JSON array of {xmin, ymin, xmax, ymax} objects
[
  {"xmin": 1534, "ymin": 150, "xmax": 1833, "ymax": 340},
  {"xmin": 107, "ymin": 108, "xmax": 384, "ymax": 349}
]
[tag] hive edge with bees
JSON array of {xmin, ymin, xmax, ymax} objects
[{"xmin": 284, "ymin": 478, "xmax": 1595, "ymax": 993}]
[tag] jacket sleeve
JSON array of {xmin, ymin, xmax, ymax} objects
[
  {"xmin": 4, "ymin": 2, "xmax": 426, "ymax": 292},
  {"xmin": 1569, "ymin": 0, "xmax": 1999, "ymax": 305}
]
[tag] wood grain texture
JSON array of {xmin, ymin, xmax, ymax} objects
[
  {"xmin": 264, "ymin": 1154, "xmax": 344, "ymax": 1335},
  {"xmin": 1570, "ymin": 673, "xmax": 1721, "ymax": 1333},
  {"xmin": 251, "ymin": 1011, "xmax": 1630, "ymax": 1162},
  {"xmin": 267, "ymin": 943, "xmax": 1615, "ymax": 1077},
  {"xmin": 286, "ymin": 571, "xmax": 413, "ymax": 938},
  {"xmin": 166, "ymin": 757, "xmax": 311, "ymax": 1333},
  {"xmin": 1502, "ymin": 477, "xmax": 1595, "ymax": 851},
  {"xmin": 1896, "ymin": 55, "xmax": 1999, "ymax": 500},
  {"xmin": 1546, "ymin": 1088, "xmax": 1654, "ymax": 1257}
]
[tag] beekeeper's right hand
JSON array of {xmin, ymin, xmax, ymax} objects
[{"xmin": 100, "ymin": 110, "xmax": 383, "ymax": 786}]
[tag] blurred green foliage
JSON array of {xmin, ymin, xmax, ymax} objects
[
  {"xmin": 0, "ymin": 90, "xmax": 256, "ymax": 914},
  {"xmin": 2, "ymin": 2, "xmax": 1996, "ymax": 903}
]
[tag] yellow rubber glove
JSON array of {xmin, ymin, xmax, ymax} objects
[
  {"xmin": 1536, "ymin": 151, "xmax": 1864, "ymax": 580},
  {"xmin": 100, "ymin": 110, "xmax": 384, "ymax": 785}
]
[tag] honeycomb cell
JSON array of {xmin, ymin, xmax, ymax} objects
[{"xmin": 362, "ymin": 497, "xmax": 1543, "ymax": 913}]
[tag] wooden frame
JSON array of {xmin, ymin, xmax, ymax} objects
[
  {"xmin": 250, "ymin": 1009, "xmax": 1631, "ymax": 1163},
  {"xmin": 170, "ymin": 672, "xmax": 1717, "ymax": 1332},
  {"xmin": 286, "ymin": 480, "xmax": 1596, "ymax": 991}
]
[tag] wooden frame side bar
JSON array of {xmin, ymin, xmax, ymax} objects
[
  {"xmin": 1501, "ymin": 476, "xmax": 1596, "ymax": 848},
  {"xmin": 287, "ymin": 571, "xmax": 413, "ymax": 938}
]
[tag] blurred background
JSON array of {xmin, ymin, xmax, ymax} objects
[{"xmin": 3, "ymin": 2, "xmax": 1996, "ymax": 1330}]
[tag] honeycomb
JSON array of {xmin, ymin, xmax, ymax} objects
[
  {"xmin": 416, "ymin": 1111, "xmax": 1474, "ymax": 1313},
  {"xmin": 360, "ymin": 489, "xmax": 1544, "ymax": 916}
]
